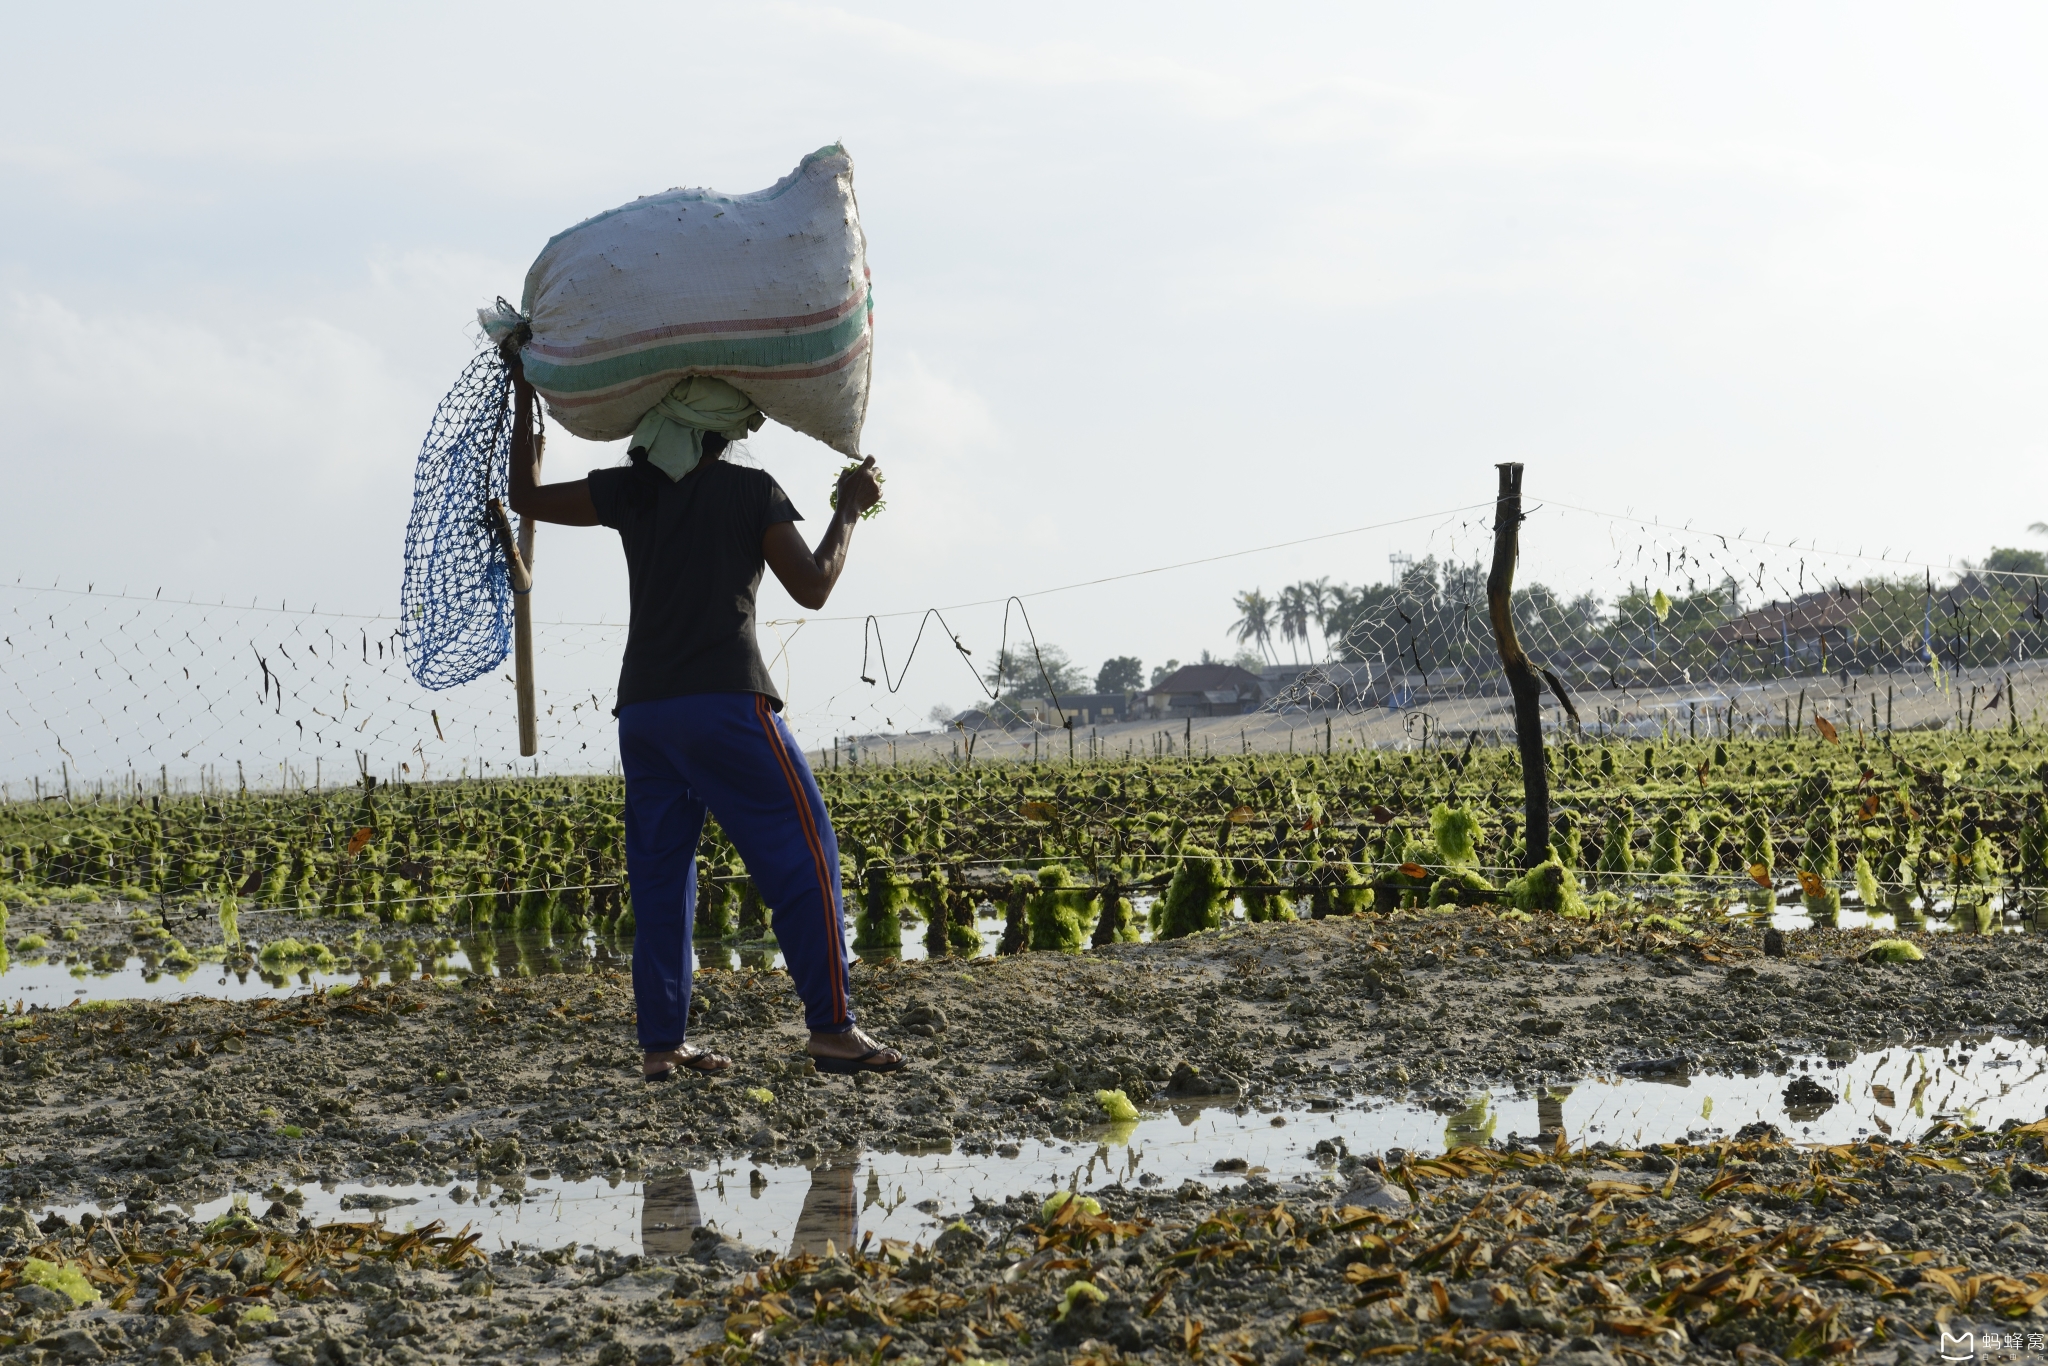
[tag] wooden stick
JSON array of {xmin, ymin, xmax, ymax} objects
[
  {"xmin": 485, "ymin": 499, "xmax": 530, "ymax": 592},
  {"xmin": 1486, "ymin": 462, "xmax": 1550, "ymax": 869},
  {"xmin": 485, "ymin": 497, "xmax": 539, "ymax": 756}
]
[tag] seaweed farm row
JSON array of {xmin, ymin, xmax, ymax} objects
[{"xmin": 1, "ymin": 730, "xmax": 2045, "ymax": 966}]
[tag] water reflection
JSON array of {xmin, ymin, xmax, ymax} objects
[
  {"xmin": 640, "ymin": 1172, "xmax": 702, "ymax": 1258},
  {"xmin": 0, "ymin": 923, "xmax": 648, "ymax": 1006},
  {"xmin": 1443, "ymin": 1097, "xmax": 1497, "ymax": 1150},
  {"xmin": 790, "ymin": 1156, "xmax": 858, "ymax": 1257},
  {"xmin": 30, "ymin": 1035, "xmax": 2048, "ymax": 1264},
  {"xmin": 638, "ymin": 1155, "xmax": 860, "ymax": 1258}
]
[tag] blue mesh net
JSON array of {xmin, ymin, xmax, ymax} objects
[{"xmin": 400, "ymin": 348, "xmax": 515, "ymax": 691}]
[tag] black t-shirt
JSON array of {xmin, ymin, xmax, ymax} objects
[{"xmin": 587, "ymin": 459, "xmax": 801, "ymax": 711}]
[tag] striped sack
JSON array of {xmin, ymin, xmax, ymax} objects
[{"xmin": 506, "ymin": 143, "xmax": 872, "ymax": 456}]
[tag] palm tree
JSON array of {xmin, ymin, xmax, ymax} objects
[
  {"xmin": 1299, "ymin": 577, "xmax": 1335, "ymax": 659},
  {"xmin": 2032, "ymin": 521, "xmax": 2048, "ymax": 537},
  {"xmin": 1277, "ymin": 585, "xmax": 1311, "ymax": 665},
  {"xmin": 1322, "ymin": 584, "xmax": 1358, "ymax": 660},
  {"xmin": 1230, "ymin": 590, "xmax": 1276, "ymax": 664}
]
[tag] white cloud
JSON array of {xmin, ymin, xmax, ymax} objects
[{"xmin": 7, "ymin": 2, "xmax": 2048, "ymax": 759}]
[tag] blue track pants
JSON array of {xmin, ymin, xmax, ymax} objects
[{"xmin": 619, "ymin": 692, "xmax": 855, "ymax": 1049}]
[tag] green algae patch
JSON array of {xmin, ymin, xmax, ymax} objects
[
  {"xmin": 1041, "ymin": 1191, "xmax": 1102, "ymax": 1220},
  {"xmin": 1503, "ymin": 859, "xmax": 1587, "ymax": 918},
  {"xmin": 1095, "ymin": 1088, "xmax": 1139, "ymax": 1122},
  {"xmin": 21, "ymin": 1258, "xmax": 98, "ymax": 1306},
  {"xmin": 1863, "ymin": 938, "xmax": 1925, "ymax": 964},
  {"xmin": 1056, "ymin": 1280, "xmax": 1107, "ymax": 1320}
]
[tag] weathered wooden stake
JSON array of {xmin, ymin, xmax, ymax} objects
[
  {"xmin": 486, "ymin": 496, "xmax": 536, "ymax": 757},
  {"xmin": 514, "ymin": 533, "xmax": 538, "ymax": 756},
  {"xmin": 504, "ymin": 373, "xmax": 543, "ymax": 759},
  {"xmin": 1485, "ymin": 463, "xmax": 1549, "ymax": 869}
]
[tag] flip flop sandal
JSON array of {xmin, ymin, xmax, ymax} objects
[
  {"xmin": 645, "ymin": 1049, "xmax": 732, "ymax": 1083},
  {"xmin": 809, "ymin": 1047, "xmax": 908, "ymax": 1076}
]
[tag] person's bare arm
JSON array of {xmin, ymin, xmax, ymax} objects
[
  {"xmin": 505, "ymin": 354, "xmax": 599, "ymax": 527},
  {"xmin": 764, "ymin": 457, "xmax": 881, "ymax": 610}
]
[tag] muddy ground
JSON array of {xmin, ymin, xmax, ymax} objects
[
  {"xmin": 0, "ymin": 908, "xmax": 2042, "ymax": 1361},
  {"xmin": 1, "ymin": 1110, "xmax": 2046, "ymax": 1366}
]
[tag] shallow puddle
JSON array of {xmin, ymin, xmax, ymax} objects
[
  {"xmin": 8, "ymin": 882, "xmax": 2037, "ymax": 1008},
  {"xmin": 41, "ymin": 1036, "xmax": 2046, "ymax": 1258},
  {"xmin": 0, "ymin": 912, "xmax": 1018, "ymax": 1006}
]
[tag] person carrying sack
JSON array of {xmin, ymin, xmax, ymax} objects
[{"xmin": 505, "ymin": 358, "xmax": 903, "ymax": 1081}]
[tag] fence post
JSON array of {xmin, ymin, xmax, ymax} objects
[{"xmin": 1485, "ymin": 463, "xmax": 1549, "ymax": 870}]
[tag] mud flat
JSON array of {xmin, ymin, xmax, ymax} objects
[{"xmin": 0, "ymin": 909, "xmax": 2042, "ymax": 1361}]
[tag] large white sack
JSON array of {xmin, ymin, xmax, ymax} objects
[{"xmin": 503, "ymin": 143, "xmax": 872, "ymax": 456}]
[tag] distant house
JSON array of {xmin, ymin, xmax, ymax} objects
[
  {"xmin": 950, "ymin": 692, "xmax": 1134, "ymax": 730},
  {"xmin": 1036, "ymin": 692, "xmax": 1134, "ymax": 725},
  {"xmin": 1141, "ymin": 664, "xmax": 1263, "ymax": 717},
  {"xmin": 1709, "ymin": 588, "xmax": 1875, "ymax": 651}
]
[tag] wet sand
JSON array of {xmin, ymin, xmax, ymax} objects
[{"xmin": 0, "ymin": 908, "xmax": 2042, "ymax": 1360}]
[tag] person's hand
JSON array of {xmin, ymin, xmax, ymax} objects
[
  {"xmin": 501, "ymin": 342, "xmax": 531, "ymax": 391},
  {"xmin": 836, "ymin": 456, "xmax": 882, "ymax": 520}
]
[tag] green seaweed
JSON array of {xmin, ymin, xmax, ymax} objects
[
  {"xmin": 1027, "ymin": 864, "xmax": 1089, "ymax": 952},
  {"xmin": 1154, "ymin": 848, "xmax": 1228, "ymax": 939},
  {"xmin": 1503, "ymin": 859, "xmax": 1588, "ymax": 918},
  {"xmin": 1428, "ymin": 805, "xmax": 1481, "ymax": 866},
  {"xmin": 1863, "ymin": 938, "xmax": 1925, "ymax": 963}
]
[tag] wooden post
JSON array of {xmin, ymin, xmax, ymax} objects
[
  {"xmin": 485, "ymin": 497, "xmax": 537, "ymax": 756},
  {"xmin": 502, "ymin": 374, "xmax": 543, "ymax": 759},
  {"xmin": 1485, "ymin": 463, "xmax": 1550, "ymax": 869},
  {"xmin": 1091, "ymin": 871, "xmax": 1122, "ymax": 948},
  {"xmin": 514, "ymin": 535, "xmax": 537, "ymax": 757}
]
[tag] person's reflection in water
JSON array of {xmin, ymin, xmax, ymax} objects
[
  {"xmin": 641, "ymin": 1172, "xmax": 704, "ymax": 1258},
  {"xmin": 790, "ymin": 1156, "xmax": 859, "ymax": 1258},
  {"xmin": 1537, "ymin": 1087, "xmax": 1572, "ymax": 1146}
]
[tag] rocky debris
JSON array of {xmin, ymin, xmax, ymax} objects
[
  {"xmin": 336, "ymin": 1192, "xmax": 418, "ymax": 1211},
  {"xmin": 1333, "ymin": 1168, "xmax": 1411, "ymax": 1212},
  {"xmin": 1783, "ymin": 1074, "xmax": 1838, "ymax": 1117},
  {"xmin": 1614, "ymin": 1054, "xmax": 1690, "ymax": 1078},
  {"xmin": 10, "ymin": 1282, "xmax": 78, "ymax": 1317},
  {"xmin": 1166, "ymin": 1060, "xmax": 1243, "ymax": 1097},
  {"xmin": 155, "ymin": 1313, "xmax": 236, "ymax": 1361},
  {"xmin": 662, "ymin": 1124, "xmax": 2048, "ymax": 1365},
  {"xmin": 34, "ymin": 1326, "xmax": 115, "ymax": 1363},
  {"xmin": 3, "ymin": 1107, "xmax": 2024, "ymax": 1365}
]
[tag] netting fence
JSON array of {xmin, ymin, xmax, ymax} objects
[
  {"xmin": 4, "ymin": 489, "xmax": 2047, "ymax": 955},
  {"xmin": 0, "ymin": 584, "xmax": 628, "ymax": 800},
  {"xmin": 12, "ymin": 494, "xmax": 2046, "ymax": 795},
  {"xmin": 1257, "ymin": 499, "xmax": 2048, "ymax": 747}
]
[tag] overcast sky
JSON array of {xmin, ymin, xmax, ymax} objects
[{"xmin": 5, "ymin": 2, "xmax": 2046, "ymax": 757}]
